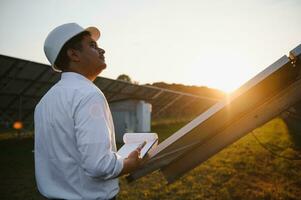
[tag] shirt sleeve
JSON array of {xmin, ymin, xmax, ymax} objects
[{"xmin": 74, "ymin": 91, "xmax": 124, "ymax": 180}]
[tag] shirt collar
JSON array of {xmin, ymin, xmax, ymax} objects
[{"xmin": 61, "ymin": 72, "xmax": 92, "ymax": 83}]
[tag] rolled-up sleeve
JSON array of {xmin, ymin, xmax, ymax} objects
[{"xmin": 74, "ymin": 91, "xmax": 124, "ymax": 180}]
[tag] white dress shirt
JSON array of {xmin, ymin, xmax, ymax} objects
[{"xmin": 34, "ymin": 72, "xmax": 124, "ymax": 200}]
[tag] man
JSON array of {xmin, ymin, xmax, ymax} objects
[{"xmin": 34, "ymin": 23, "xmax": 142, "ymax": 200}]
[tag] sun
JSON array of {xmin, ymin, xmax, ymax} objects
[
  {"xmin": 207, "ymin": 67, "xmax": 254, "ymax": 94},
  {"xmin": 187, "ymin": 50, "xmax": 257, "ymax": 94},
  {"xmin": 216, "ymin": 81, "xmax": 241, "ymax": 94}
]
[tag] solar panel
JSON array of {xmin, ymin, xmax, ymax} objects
[
  {"xmin": 129, "ymin": 43, "xmax": 301, "ymax": 183},
  {"xmin": 0, "ymin": 55, "xmax": 220, "ymax": 130}
]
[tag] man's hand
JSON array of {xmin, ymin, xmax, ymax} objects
[{"xmin": 119, "ymin": 146, "xmax": 143, "ymax": 176}]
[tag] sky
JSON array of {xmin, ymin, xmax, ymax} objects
[{"xmin": 0, "ymin": 0, "xmax": 300, "ymax": 93}]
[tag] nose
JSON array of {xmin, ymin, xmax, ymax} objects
[{"xmin": 98, "ymin": 48, "xmax": 105, "ymax": 55}]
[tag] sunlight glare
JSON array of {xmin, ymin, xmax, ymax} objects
[{"xmin": 187, "ymin": 50, "xmax": 256, "ymax": 94}]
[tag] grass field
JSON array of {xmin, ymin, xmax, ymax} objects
[{"xmin": 0, "ymin": 118, "xmax": 300, "ymax": 199}]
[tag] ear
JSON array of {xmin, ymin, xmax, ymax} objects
[{"xmin": 67, "ymin": 48, "xmax": 80, "ymax": 62}]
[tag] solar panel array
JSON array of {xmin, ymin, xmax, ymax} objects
[
  {"xmin": 0, "ymin": 56, "xmax": 60, "ymax": 129},
  {"xmin": 0, "ymin": 55, "xmax": 220, "ymax": 130}
]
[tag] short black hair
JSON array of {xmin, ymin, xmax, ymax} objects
[{"xmin": 54, "ymin": 31, "xmax": 91, "ymax": 71}]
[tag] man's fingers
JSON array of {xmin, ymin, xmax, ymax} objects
[
  {"xmin": 128, "ymin": 149, "xmax": 141, "ymax": 158},
  {"xmin": 137, "ymin": 141, "xmax": 146, "ymax": 151}
]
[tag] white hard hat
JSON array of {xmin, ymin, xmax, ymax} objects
[{"xmin": 44, "ymin": 23, "xmax": 100, "ymax": 72}]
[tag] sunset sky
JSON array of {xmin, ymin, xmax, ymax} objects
[{"xmin": 0, "ymin": 0, "xmax": 300, "ymax": 92}]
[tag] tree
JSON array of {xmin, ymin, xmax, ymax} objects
[{"xmin": 117, "ymin": 74, "xmax": 132, "ymax": 83}]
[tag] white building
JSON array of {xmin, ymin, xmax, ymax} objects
[{"xmin": 110, "ymin": 100, "xmax": 152, "ymax": 143}]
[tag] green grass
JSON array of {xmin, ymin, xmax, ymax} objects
[
  {"xmin": 118, "ymin": 118, "xmax": 301, "ymax": 200},
  {"xmin": 0, "ymin": 118, "xmax": 300, "ymax": 199}
]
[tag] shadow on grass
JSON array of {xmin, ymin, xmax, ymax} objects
[{"xmin": 0, "ymin": 137, "xmax": 45, "ymax": 200}]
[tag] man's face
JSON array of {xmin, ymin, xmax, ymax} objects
[{"xmin": 78, "ymin": 35, "xmax": 106, "ymax": 76}]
